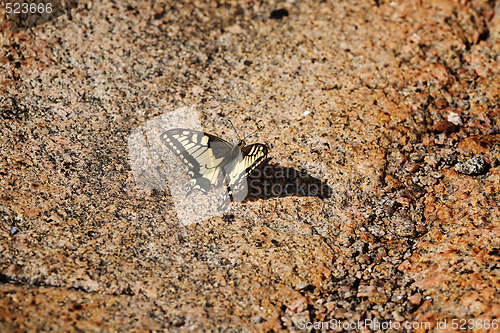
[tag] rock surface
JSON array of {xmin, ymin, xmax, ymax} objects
[{"xmin": 1, "ymin": 0, "xmax": 499, "ymax": 331}]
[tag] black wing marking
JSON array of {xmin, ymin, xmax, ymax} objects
[
  {"xmin": 225, "ymin": 143, "xmax": 268, "ymax": 194},
  {"xmin": 161, "ymin": 128, "xmax": 234, "ymax": 192}
]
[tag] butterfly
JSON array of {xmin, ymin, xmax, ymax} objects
[{"xmin": 160, "ymin": 128, "xmax": 268, "ymax": 204}]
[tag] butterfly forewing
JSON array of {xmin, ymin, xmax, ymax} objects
[{"xmin": 161, "ymin": 129, "xmax": 231, "ymax": 190}]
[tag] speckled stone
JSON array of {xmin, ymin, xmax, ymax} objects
[
  {"xmin": 1, "ymin": 0, "xmax": 499, "ymax": 331},
  {"xmin": 454, "ymin": 155, "xmax": 489, "ymax": 175}
]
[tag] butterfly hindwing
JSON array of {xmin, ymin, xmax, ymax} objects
[{"xmin": 225, "ymin": 143, "xmax": 268, "ymax": 189}]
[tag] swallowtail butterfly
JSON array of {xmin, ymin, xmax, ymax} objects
[{"xmin": 161, "ymin": 128, "xmax": 268, "ymax": 203}]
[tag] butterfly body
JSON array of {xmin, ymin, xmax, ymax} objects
[{"xmin": 161, "ymin": 128, "xmax": 268, "ymax": 203}]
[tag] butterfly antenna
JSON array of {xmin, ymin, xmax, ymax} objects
[
  {"xmin": 228, "ymin": 119, "xmax": 243, "ymax": 142},
  {"xmin": 243, "ymin": 128, "xmax": 259, "ymax": 141},
  {"xmin": 243, "ymin": 124, "xmax": 264, "ymax": 141}
]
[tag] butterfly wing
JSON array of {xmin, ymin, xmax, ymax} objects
[
  {"xmin": 161, "ymin": 128, "xmax": 234, "ymax": 193},
  {"xmin": 225, "ymin": 143, "xmax": 268, "ymax": 198}
]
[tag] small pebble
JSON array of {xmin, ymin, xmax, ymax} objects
[
  {"xmin": 270, "ymin": 9, "xmax": 289, "ymax": 19},
  {"xmin": 447, "ymin": 112, "xmax": 463, "ymax": 126},
  {"xmin": 171, "ymin": 316, "xmax": 185, "ymax": 327},
  {"xmin": 454, "ymin": 155, "xmax": 489, "ymax": 175},
  {"xmin": 295, "ymin": 281, "xmax": 313, "ymax": 290},
  {"xmin": 251, "ymin": 315, "xmax": 264, "ymax": 323}
]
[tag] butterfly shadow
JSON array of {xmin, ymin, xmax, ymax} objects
[{"xmin": 242, "ymin": 160, "xmax": 332, "ymax": 202}]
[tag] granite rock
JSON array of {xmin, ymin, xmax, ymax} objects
[{"xmin": 1, "ymin": 0, "xmax": 499, "ymax": 331}]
